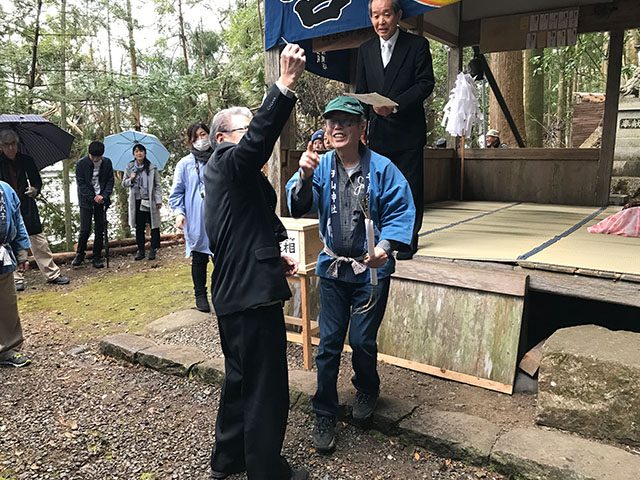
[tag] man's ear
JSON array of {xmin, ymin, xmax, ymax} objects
[{"xmin": 215, "ymin": 132, "xmax": 225, "ymax": 145}]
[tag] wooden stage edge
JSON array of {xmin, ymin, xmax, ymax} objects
[
  {"xmin": 286, "ymin": 332, "xmax": 513, "ymax": 394},
  {"xmin": 408, "ymin": 256, "xmax": 640, "ymax": 309}
]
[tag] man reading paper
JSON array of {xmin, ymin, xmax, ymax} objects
[{"xmin": 356, "ymin": 0, "xmax": 435, "ymax": 259}]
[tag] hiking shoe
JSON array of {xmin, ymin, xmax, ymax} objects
[
  {"xmin": 92, "ymin": 258, "xmax": 105, "ymax": 269},
  {"xmin": 15, "ymin": 281, "xmax": 25, "ymax": 292},
  {"xmin": 71, "ymin": 254, "xmax": 85, "ymax": 266},
  {"xmin": 134, "ymin": 250, "xmax": 145, "ymax": 261},
  {"xmin": 195, "ymin": 295, "xmax": 211, "ymax": 313},
  {"xmin": 291, "ymin": 468, "xmax": 309, "ymax": 480},
  {"xmin": 312, "ymin": 415, "xmax": 336, "ymax": 453},
  {"xmin": 0, "ymin": 351, "xmax": 31, "ymax": 368},
  {"xmin": 147, "ymin": 248, "xmax": 157, "ymax": 260},
  {"xmin": 352, "ymin": 391, "xmax": 378, "ymax": 421},
  {"xmin": 48, "ymin": 275, "xmax": 70, "ymax": 285}
]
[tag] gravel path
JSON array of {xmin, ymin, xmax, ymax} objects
[{"xmin": 0, "ymin": 317, "xmax": 505, "ymax": 480}]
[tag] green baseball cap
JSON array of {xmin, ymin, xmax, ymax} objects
[{"xmin": 323, "ymin": 96, "xmax": 365, "ymax": 118}]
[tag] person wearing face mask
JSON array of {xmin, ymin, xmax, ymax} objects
[
  {"xmin": 169, "ymin": 123, "xmax": 214, "ymax": 312},
  {"xmin": 122, "ymin": 144, "xmax": 163, "ymax": 261}
]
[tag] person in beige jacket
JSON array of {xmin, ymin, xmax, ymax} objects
[{"xmin": 122, "ymin": 144, "xmax": 163, "ymax": 260}]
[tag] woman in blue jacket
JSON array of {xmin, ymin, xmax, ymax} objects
[{"xmin": 0, "ymin": 181, "xmax": 32, "ymax": 367}]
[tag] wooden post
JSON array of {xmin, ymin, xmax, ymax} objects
[
  {"xmin": 596, "ymin": 29, "xmax": 624, "ymax": 206},
  {"xmin": 300, "ymin": 274, "xmax": 312, "ymax": 370},
  {"xmin": 448, "ymin": 47, "xmax": 462, "ymax": 198},
  {"xmin": 459, "ymin": 135, "xmax": 465, "ymax": 200}
]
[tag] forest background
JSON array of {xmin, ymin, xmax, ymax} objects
[{"xmin": 1, "ymin": 0, "xmax": 639, "ymax": 251}]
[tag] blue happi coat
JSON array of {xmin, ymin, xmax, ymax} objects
[
  {"xmin": 0, "ymin": 181, "xmax": 31, "ymax": 275},
  {"xmin": 286, "ymin": 147, "xmax": 415, "ymax": 283}
]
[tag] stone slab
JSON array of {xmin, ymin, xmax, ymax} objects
[
  {"xmin": 491, "ymin": 427, "xmax": 640, "ymax": 480},
  {"xmin": 191, "ymin": 358, "xmax": 225, "ymax": 385},
  {"xmin": 100, "ymin": 334, "xmax": 157, "ymax": 362},
  {"xmin": 136, "ymin": 344, "xmax": 207, "ymax": 377},
  {"xmin": 399, "ymin": 406, "xmax": 501, "ymax": 465},
  {"xmin": 145, "ymin": 309, "xmax": 211, "ymax": 335},
  {"xmin": 288, "ymin": 369, "xmax": 316, "ymax": 413},
  {"xmin": 537, "ymin": 325, "xmax": 640, "ymax": 446}
]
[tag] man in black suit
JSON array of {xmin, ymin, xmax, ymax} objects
[
  {"xmin": 73, "ymin": 141, "xmax": 114, "ymax": 268},
  {"xmin": 203, "ymin": 43, "xmax": 308, "ymax": 480},
  {"xmin": 356, "ymin": 0, "xmax": 435, "ymax": 259}
]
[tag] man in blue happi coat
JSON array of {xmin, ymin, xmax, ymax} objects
[{"xmin": 286, "ymin": 96, "xmax": 415, "ymax": 453}]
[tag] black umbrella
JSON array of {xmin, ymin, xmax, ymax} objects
[{"xmin": 0, "ymin": 114, "xmax": 75, "ymax": 170}]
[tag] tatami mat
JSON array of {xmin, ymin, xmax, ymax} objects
[
  {"xmin": 523, "ymin": 207, "xmax": 640, "ymax": 276},
  {"xmin": 416, "ymin": 202, "xmax": 640, "ymax": 276}
]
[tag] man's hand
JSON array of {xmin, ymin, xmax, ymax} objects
[
  {"xmin": 373, "ymin": 105, "xmax": 394, "ymax": 117},
  {"xmin": 24, "ymin": 186, "xmax": 38, "ymax": 198},
  {"xmin": 281, "ymin": 255, "xmax": 298, "ymax": 277},
  {"xmin": 278, "ymin": 43, "xmax": 306, "ymax": 90},
  {"xmin": 299, "ymin": 141, "xmax": 320, "ymax": 180},
  {"xmin": 17, "ymin": 261, "xmax": 28, "ymax": 272},
  {"xmin": 175, "ymin": 214, "xmax": 186, "ymax": 230},
  {"xmin": 364, "ymin": 246, "xmax": 388, "ymax": 269},
  {"xmin": 94, "ymin": 195, "xmax": 104, "ymax": 204}
]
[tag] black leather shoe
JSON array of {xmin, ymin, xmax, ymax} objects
[
  {"xmin": 291, "ymin": 468, "xmax": 309, "ymax": 480},
  {"xmin": 134, "ymin": 250, "xmax": 145, "ymax": 261},
  {"xmin": 147, "ymin": 248, "xmax": 157, "ymax": 260},
  {"xmin": 71, "ymin": 254, "xmax": 85, "ymax": 266},
  {"xmin": 211, "ymin": 466, "xmax": 245, "ymax": 479},
  {"xmin": 47, "ymin": 275, "xmax": 70, "ymax": 285},
  {"xmin": 92, "ymin": 258, "xmax": 105, "ymax": 269},
  {"xmin": 195, "ymin": 295, "xmax": 211, "ymax": 313}
]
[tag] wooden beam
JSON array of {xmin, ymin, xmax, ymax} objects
[
  {"xmin": 595, "ymin": 29, "xmax": 624, "ymax": 205},
  {"xmin": 463, "ymin": 148, "xmax": 600, "ymax": 161},
  {"xmin": 392, "ymin": 257, "xmax": 529, "ymax": 297}
]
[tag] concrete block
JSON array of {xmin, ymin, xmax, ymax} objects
[
  {"xmin": 537, "ymin": 325, "xmax": 640, "ymax": 446},
  {"xmin": 399, "ymin": 406, "xmax": 501, "ymax": 465},
  {"xmin": 491, "ymin": 427, "xmax": 640, "ymax": 480},
  {"xmin": 100, "ymin": 334, "xmax": 157, "ymax": 362},
  {"xmin": 145, "ymin": 309, "xmax": 211, "ymax": 335},
  {"xmin": 191, "ymin": 358, "xmax": 225, "ymax": 385},
  {"xmin": 137, "ymin": 344, "xmax": 207, "ymax": 377}
]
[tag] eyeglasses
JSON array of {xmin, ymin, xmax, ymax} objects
[
  {"xmin": 325, "ymin": 118, "xmax": 360, "ymax": 129},
  {"xmin": 1, "ymin": 141, "xmax": 17, "ymax": 147},
  {"xmin": 221, "ymin": 126, "xmax": 249, "ymax": 133}
]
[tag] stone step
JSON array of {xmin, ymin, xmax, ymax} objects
[
  {"xmin": 610, "ymin": 176, "xmax": 640, "ymax": 197},
  {"xmin": 491, "ymin": 427, "xmax": 640, "ymax": 480},
  {"xmin": 537, "ymin": 325, "xmax": 640, "ymax": 447},
  {"xmin": 612, "ymin": 159, "xmax": 640, "ymax": 177}
]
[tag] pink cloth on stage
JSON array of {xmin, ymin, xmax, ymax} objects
[{"xmin": 587, "ymin": 207, "xmax": 640, "ymax": 238}]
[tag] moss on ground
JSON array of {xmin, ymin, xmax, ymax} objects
[{"xmin": 19, "ymin": 262, "xmax": 194, "ymax": 340}]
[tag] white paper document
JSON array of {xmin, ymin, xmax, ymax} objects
[{"xmin": 345, "ymin": 92, "xmax": 398, "ymax": 108}]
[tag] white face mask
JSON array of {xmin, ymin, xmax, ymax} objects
[{"xmin": 193, "ymin": 138, "xmax": 211, "ymax": 151}]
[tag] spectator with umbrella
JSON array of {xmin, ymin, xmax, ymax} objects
[
  {"xmin": 72, "ymin": 141, "xmax": 114, "ymax": 269},
  {"xmin": 0, "ymin": 129, "xmax": 70, "ymax": 289}
]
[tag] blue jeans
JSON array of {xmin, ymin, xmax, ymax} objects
[{"xmin": 312, "ymin": 276, "xmax": 391, "ymax": 418}]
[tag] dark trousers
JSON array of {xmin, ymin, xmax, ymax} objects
[
  {"xmin": 382, "ymin": 148, "xmax": 424, "ymax": 253},
  {"xmin": 211, "ymin": 303, "xmax": 291, "ymax": 480},
  {"xmin": 191, "ymin": 250, "xmax": 212, "ymax": 297},
  {"xmin": 134, "ymin": 200, "xmax": 160, "ymax": 253},
  {"xmin": 77, "ymin": 203, "xmax": 105, "ymax": 259},
  {"xmin": 312, "ymin": 276, "xmax": 391, "ymax": 418}
]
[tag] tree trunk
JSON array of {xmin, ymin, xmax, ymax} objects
[
  {"xmin": 59, "ymin": 0, "xmax": 74, "ymax": 250},
  {"xmin": 125, "ymin": 0, "xmax": 141, "ymax": 131},
  {"xmin": 557, "ymin": 51, "xmax": 567, "ymax": 147},
  {"xmin": 524, "ymin": 48, "xmax": 544, "ymax": 147},
  {"xmin": 27, "ymin": 0, "xmax": 44, "ymax": 113},
  {"xmin": 177, "ymin": 0, "xmax": 190, "ymax": 74},
  {"xmin": 625, "ymin": 29, "xmax": 639, "ymax": 69},
  {"xmin": 488, "ymin": 51, "xmax": 526, "ymax": 147}
]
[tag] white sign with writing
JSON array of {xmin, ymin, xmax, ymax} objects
[{"xmin": 280, "ymin": 230, "xmax": 300, "ymax": 264}]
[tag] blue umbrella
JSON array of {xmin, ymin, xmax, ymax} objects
[
  {"xmin": 0, "ymin": 114, "xmax": 75, "ymax": 170},
  {"xmin": 104, "ymin": 130, "xmax": 170, "ymax": 171}
]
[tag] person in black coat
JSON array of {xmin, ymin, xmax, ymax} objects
[
  {"xmin": 356, "ymin": 0, "xmax": 435, "ymax": 258},
  {"xmin": 72, "ymin": 141, "xmax": 114, "ymax": 268},
  {"xmin": 203, "ymin": 44, "xmax": 308, "ymax": 480},
  {"xmin": 0, "ymin": 129, "xmax": 69, "ymax": 289}
]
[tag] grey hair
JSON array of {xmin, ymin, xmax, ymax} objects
[
  {"xmin": 210, "ymin": 107, "xmax": 253, "ymax": 146},
  {"xmin": 0, "ymin": 129, "xmax": 19, "ymax": 145},
  {"xmin": 368, "ymin": 0, "xmax": 402, "ymax": 16}
]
